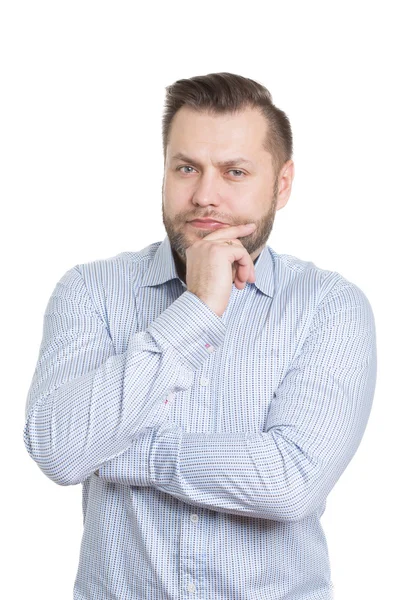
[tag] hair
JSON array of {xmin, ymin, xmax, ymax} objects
[{"xmin": 162, "ymin": 72, "xmax": 293, "ymax": 177}]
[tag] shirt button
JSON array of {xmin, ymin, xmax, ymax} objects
[
  {"xmin": 190, "ymin": 513, "xmax": 199, "ymax": 523},
  {"xmin": 187, "ymin": 583, "xmax": 196, "ymax": 593},
  {"xmin": 199, "ymin": 377, "xmax": 209, "ymax": 386},
  {"xmin": 204, "ymin": 343, "xmax": 215, "ymax": 353},
  {"xmin": 163, "ymin": 392, "xmax": 175, "ymax": 406}
]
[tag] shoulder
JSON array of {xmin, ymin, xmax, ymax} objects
[
  {"xmin": 75, "ymin": 241, "xmax": 161, "ymax": 280},
  {"xmin": 71, "ymin": 241, "xmax": 161, "ymax": 290},
  {"xmin": 269, "ymin": 247, "xmax": 375, "ymax": 325},
  {"xmin": 52, "ymin": 241, "xmax": 162, "ymax": 313}
]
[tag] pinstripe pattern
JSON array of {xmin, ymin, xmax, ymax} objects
[{"xmin": 24, "ymin": 235, "xmax": 377, "ymax": 599}]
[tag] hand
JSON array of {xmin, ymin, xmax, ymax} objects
[{"xmin": 185, "ymin": 223, "xmax": 257, "ymax": 317}]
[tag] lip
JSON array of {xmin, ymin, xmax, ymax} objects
[
  {"xmin": 188, "ymin": 219, "xmax": 230, "ymax": 230},
  {"xmin": 189, "ymin": 219, "xmax": 227, "ymax": 224}
]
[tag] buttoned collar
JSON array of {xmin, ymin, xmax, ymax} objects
[{"xmin": 140, "ymin": 235, "xmax": 275, "ymax": 298}]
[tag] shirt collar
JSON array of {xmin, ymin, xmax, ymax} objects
[{"xmin": 140, "ymin": 235, "xmax": 275, "ymax": 298}]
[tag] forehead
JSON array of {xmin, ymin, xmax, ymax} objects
[{"xmin": 167, "ymin": 106, "xmax": 269, "ymax": 160}]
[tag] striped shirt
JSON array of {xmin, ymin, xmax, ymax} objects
[{"xmin": 24, "ymin": 235, "xmax": 377, "ymax": 600}]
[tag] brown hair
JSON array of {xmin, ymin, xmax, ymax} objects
[{"xmin": 162, "ymin": 72, "xmax": 293, "ymax": 177}]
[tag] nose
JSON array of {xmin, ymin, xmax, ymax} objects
[{"xmin": 191, "ymin": 171, "xmax": 222, "ymax": 207}]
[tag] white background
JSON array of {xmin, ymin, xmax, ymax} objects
[{"xmin": 1, "ymin": 1, "xmax": 398, "ymax": 598}]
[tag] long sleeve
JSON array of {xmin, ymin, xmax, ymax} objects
[
  {"xmin": 98, "ymin": 282, "xmax": 377, "ymax": 522},
  {"xmin": 23, "ymin": 266, "xmax": 226, "ymax": 486}
]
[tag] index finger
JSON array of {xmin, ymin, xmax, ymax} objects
[{"xmin": 202, "ymin": 223, "xmax": 256, "ymax": 240}]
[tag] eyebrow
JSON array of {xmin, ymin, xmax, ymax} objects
[{"xmin": 170, "ymin": 152, "xmax": 254, "ymax": 169}]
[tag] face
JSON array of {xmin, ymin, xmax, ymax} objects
[{"xmin": 162, "ymin": 105, "xmax": 294, "ymax": 276}]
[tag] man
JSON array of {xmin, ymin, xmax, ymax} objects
[{"xmin": 24, "ymin": 72, "xmax": 377, "ymax": 599}]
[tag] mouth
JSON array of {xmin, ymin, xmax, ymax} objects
[{"xmin": 188, "ymin": 219, "xmax": 230, "ymax": 230}]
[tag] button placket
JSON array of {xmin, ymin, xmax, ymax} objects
[{"xmin": 180, "ymin": 504, "xmax": 205, "ymax": 599}]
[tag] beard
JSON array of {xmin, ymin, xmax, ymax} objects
[{"xmin": 162, "ymin": 192, "xmax": 278, "ymax": 269}]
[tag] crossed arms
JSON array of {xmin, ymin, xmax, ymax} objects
[{"xmin": 24, "ymin": 265, "xmax": 377, "ymax": 522}]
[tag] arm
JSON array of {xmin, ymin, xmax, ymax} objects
[
  {"xmin": 97, "ymin": 282, "xmax": 377, "ymax": 522},
  {"xmin": 23, "ymin": 266, "xmax": 225, "ymax": 486}
]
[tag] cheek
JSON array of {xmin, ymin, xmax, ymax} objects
[{"xmin": 164, "ymin": 178, "xmax": 194, "ymax": 210}]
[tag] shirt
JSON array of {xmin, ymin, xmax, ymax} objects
[{"xmin": 24, "ymin": 235, "xmax": 377, "ymax": 600}]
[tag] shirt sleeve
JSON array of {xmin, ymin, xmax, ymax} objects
[
  {"xmin": 23, "ymin": 266, "xmax": 225, "ymax": 486},
  {"xmin": 100, "ymin": 281, "xmax": 376, "ymax": 522}
]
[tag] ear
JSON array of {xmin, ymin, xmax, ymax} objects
[{"xmin": 276, "ymin": 160, "xmax": 295, "ymax": 211}]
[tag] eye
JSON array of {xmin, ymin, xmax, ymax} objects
[
  {"xmin": 177, "ymin": 166, "xmax": 197, "ymax": 174},
  {"xmin": 228, "ymin": 169, "xmax": 245, "ymax": 177}
]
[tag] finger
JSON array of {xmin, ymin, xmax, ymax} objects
[
  {"xmin": 225, "ymin": 243, "xmax": 253, "ymax": 269},
  {"xmin": 203, "ymin": 223, "xmax": 256, "ymax": 241},
  {"xmin": 226, "ymin": 246, "xmax": 255, "ymax": 287}
]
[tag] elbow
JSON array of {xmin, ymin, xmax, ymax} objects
[
  {"xmin": 274, "ymin": 476, "xmax": 327, "ymax": 522},
  {"xmin": 264, "ymin": 492, "xmax": 321, "ymax": 523},
  {"xmin": 23, "ymin": 419, "xmax": 79, "ymax": 487},
  {"xmin": 260, "ymin": 467, "xmax": 326, "ymax": 523},
  {"xmin": 280, "ymin": 498, "xmax": 318, "ymax": 522},
  {"xmin": 261, "ymin": 433, "xmax": 327, "ymax": 522}
]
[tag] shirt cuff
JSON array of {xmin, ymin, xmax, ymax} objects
[
  {"xmin": 149, "ymin": 424, "xmax": 182, "ymax": 486},
  {"xmin": 96, "ymin": 427, "xmax": 156, "ymax": 486},
  {"xmin": 147, "ymin": 291, "xmax": 226, "ymax": 371}
]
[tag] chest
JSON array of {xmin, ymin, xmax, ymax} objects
[{"xmin": 111, "ymin": 281, "xmax": 310, "ymax": 434}]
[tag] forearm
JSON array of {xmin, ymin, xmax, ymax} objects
[
  {"xmin": 150, "ymin": 426, "xmax": 316, "ymax": 521},
  {"xmin": 147, "ymin": 414, "xmax": 368, "ymax": 522},
  {"xmin": 23, "ymin": 267, "xmax": 225, "ymax": 486},
  {"xmin": 24, "ymin": 337, "xmax": 182, "ymax": 486}
]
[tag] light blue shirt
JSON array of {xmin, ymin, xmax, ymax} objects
[{"xmin": 24, "ymin": 236, "xmax": 377, "ymax": 600}]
